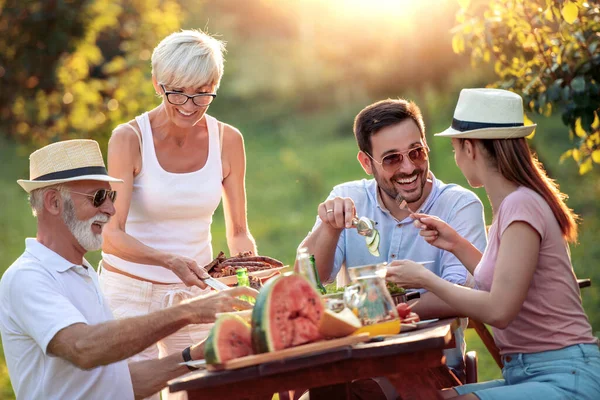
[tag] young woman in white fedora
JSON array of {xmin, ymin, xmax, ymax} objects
[
  {"xmin": 100, "ymin": 30, "xmax": 257, "ymax": 400},
  {"xmin": 386, "ymin": 88, "xmax": 600, "ymax": 399}
]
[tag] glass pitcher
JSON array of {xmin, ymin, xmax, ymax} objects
[{"xmin": 344, "ymin": 263, "xmax": 400, "ymax": 336}]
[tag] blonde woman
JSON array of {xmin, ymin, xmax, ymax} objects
[
  {"xmin": 387, "ymin": 89, "xmax": 600, "ymax": 400},
  {"xmin": 101, "ymin": 30, "xmax": 256, "ymax": 399}
]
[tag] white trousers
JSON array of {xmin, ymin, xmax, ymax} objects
[{"xmin": 99, "ymin": 265, "xmax": 213, "ymax": 400}]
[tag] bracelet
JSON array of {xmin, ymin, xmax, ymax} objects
[{"xmin": 182, "ymin": 346, "xmax": 200, "ymax": 371}]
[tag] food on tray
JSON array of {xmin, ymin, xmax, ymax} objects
[
  {"xmin": 204, "ymin": 251, "xmax": 284, "ymax": 278},
  {"xmin": 205, "ymin": 314, "xmax": 253, "ymax": 365},
  {"xmin": 362, "ymin": 219, "xmax": 380, "ymax": 257},
  {"xmin": 386, "ymin": 281, "xmax": 406, "ymax": 295},
  {"xmin": 252, "ymin": 274, "xmax": 324, "ymax": 353},
  {"xmin": 396, "ymin": 302, "xmax": 420, "ymax": 323},
  {"xmin": 318, "ymin": 307, "xmax": 362, "ymax": 338}
]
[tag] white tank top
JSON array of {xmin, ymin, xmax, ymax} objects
[{"xmin": 102, "ymin": 113, "xmax": 223, "ymax": 283}]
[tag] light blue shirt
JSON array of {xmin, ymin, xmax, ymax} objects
[{"xmin": 309, "ymin": 173, "xmax": 487, "ymax": 368}]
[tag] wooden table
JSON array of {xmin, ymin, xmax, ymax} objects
[{"xmin": 169, "ymin": 318, "xmax": 460, "ymax": 400}]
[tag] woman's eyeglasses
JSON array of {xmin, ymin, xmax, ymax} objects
[
  {"xmin": 160, "ymin": 84, "xmax": 217, "ymax": 107},
  {"xmin": 366, "ymin": 146, "xmax": 429, "ymax": 173},
  {"xmin": 69, "ymin": 189, "xmax": 117, "ymax": 208}
]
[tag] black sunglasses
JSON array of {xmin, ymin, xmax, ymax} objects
[
  {"xmin": 366, "ymin": 146, "xmax": 429, "ymax": 173},
  {"xmin": 69, "ymin": 189, "xmax": 117, "ymax": 208}
]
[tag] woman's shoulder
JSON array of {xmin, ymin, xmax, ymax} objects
[
  {"xmin": 498, "ymin": 186, "xmax": 552, "ymax": 233},
  {"xmin": 108, "ymin": 120, "xmax": 143, "ymax": 162},
  {"xmin": 218, "ymin": 120, "xmax": 242, "ymax": 139},
  {"xmin": 215, "ymin": 119, "xmax": 244, "ymax": 150},
  {"xmin": 503, "ymin": 186, "xmax": 547, "ymax": 209}
]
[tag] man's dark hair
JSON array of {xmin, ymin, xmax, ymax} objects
[{"xmin": 353, "ymin": 99, "xmax": 426, "ymax": 155}]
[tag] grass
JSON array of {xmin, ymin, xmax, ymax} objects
[{"xmin": 2, "ymin": 100, "xmax": 599, "ymax": 397}]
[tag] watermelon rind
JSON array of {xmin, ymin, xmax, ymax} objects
[{"xmin": 204, "ymin": 314, "xmax": 251, "ymax": 365}]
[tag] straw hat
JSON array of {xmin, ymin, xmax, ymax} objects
[
  {"xmin": 17, "ymin": 139, "xmax": 123, "ymax": 193},
  {"xmin": 435, "ymin": 88, "xmax": 536, "ymax": 139}
]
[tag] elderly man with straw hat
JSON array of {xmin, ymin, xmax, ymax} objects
[{"xmin": 0, "ymin": 139, "xmax": 257, "ymax": 400}]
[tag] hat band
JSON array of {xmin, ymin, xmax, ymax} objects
[
  {"xmin": 33, "ymin": 166, "xmax": 108, "ymax": 181},
  {"xmin": 452, "ymin": 118, "xmax": 524, "ymax": 132}
]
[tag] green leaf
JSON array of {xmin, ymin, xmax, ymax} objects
[
  {"xmin": 575, "ymin": 118, "xmax": 587, "ymax": 138},
  {"xmin": 452, "ymin": 34, "xmax": 465, "ymax": 54},
  {"xmin": 561, "ymin": 2, "xmax": 579, "ymax": 24},
  {"xmin": 457, "ymin": 0, "xmax": 470, "ymax": 10},
  {"xmin": 571, "ymin": 76, "xmax": 586, "ymax": 93},
  {"xmin": 524, "ymin": 114, "xmax": 536, "ymax": 139},
  {"xmin": 579, "ymin": 158, "xmax": 593, "ymax": 174},
  {"xmin": 559, "ymin": 149, "xmax": 573, "ymax": 163},
  {"xmin": 547, "ymin": 80, "xmax": 562, "ymax": 102}
]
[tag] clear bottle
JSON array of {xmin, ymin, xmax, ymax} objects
[
  {"xmin": 236, "ymin": 268, "xmax": 254, "ymax": 304},
  {"xmin": 296, "ymin": 247, "xmax": 318, "ymax": 288}
]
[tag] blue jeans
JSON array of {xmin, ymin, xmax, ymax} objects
[{"xmin": 454, "ymin": 343, "xmax": 600, "ymax": 400}]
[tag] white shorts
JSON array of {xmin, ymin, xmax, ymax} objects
[{"xmin": 99, "ymin": 264, "xmax": 213, "ymax": 400}]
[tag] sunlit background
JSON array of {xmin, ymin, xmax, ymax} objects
[{"xmin": 1, "ymin": 0, "xmax": 598, "ymax": 398}]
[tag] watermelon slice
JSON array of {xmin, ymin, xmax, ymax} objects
[
  {"xmin": 204, "ymin": 314, "xmax": 253, "ymax": 365},
  {"xmin": 252, "ymin": 273, "xmax": 324, "ymax": 353}
]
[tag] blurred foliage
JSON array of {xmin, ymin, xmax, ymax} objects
[
  {"xmin": 3, "ymin": 0, "xmax": 600, "ymax": 396},
  {"xmin": 452, "ymin": 0, "xmax": 600, "ymax": 173},
  {"xmin": 0, "ymin": 0, "xmax": 181, "ymax": 149}
]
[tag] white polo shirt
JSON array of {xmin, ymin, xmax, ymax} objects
[{"xmin": 0, "ymin": 239, "xmax": 134, "ymax": 400}]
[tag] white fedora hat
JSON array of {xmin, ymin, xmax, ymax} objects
[
  {"xmin": 17, "ymin": 139, "xmax": 123, "ymax": 193},
  {"xmin": 435, "ymin": 88, "xmax": 536, "ymax": 139}
]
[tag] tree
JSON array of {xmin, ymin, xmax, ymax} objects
[
  {"xmin": 452, "ymin": 0, "xmax": 600, "ymax": 174},
  {"xmin": 0, "ymin": 0, "xmax": 182, "ymax": 149}
]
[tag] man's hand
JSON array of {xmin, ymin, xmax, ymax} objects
[
  {"xmin": 189, "ymin": 337, "xmax": 208, "ymax": 360},
  {"xmin": 181, "ymin": 286, "xmax": 259, "ymax": 324},
  {"xmin": 319, "ymin": 197, "xmax": 356, "ymax": 230},
  {"xmin": 165, "ymin": 254, "xmax": 210, "ymax": 289}
]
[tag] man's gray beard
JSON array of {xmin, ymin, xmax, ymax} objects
[{"xmin": 61, "ymin": 195, "xmax": 107, "ymax": 252}]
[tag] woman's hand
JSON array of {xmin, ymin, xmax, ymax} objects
[
  {"xmin": 165, "ymin": 254, "xmax": 211, "ymax": 289},
  {"xmin": 183, "ymin": 286, "xmax": 259, "ymax": 324},
  {"xmin": 411, "ymin": 213, "xmax": 460, "ymax": 252},
  {"xmin": 386, "ymin": 260, "xmax": 432, "ymax": 289}
]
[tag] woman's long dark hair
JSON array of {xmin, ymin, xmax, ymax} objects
[{"xmin": 469, "ymin": 138, "xmax": 579, "ymax": 243}]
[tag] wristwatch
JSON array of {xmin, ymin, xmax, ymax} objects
[{"xmin": 182, "ymin": 346, "xmax": 200, "ymax": 371}]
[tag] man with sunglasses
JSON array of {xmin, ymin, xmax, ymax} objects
[
  {"xmin": 300, "ymin": 99, "xmax": 487, "ymax": 394},
  {"xmin": 0, "ymin": 140, "xmax": 256, "ymax": 400}
]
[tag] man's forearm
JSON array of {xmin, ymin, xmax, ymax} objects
[
  {"xmin": 129, "ymin": 337, "xmax": 207, "ymax": 398},
  {"xmin": 409, "ymin": 291, "xmax": 464, "ymax": 320},
  {"xmin": 299, "ymin": 224, "xmax": 342, "ymax": 283},
  {"xmin": 72, "ymin": 305, "xmax": 193, "ymax": 368},
  {"xmin": 129, "ymin": 352, "xmax": 188, "ymax": 399}
]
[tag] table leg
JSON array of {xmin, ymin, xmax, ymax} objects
[
  {"xmin": 309, "ymin": 382, "xmax": 351, "ymax": 400},
  {"xmin": 385, "ymin": 372, "xmax": 443, "ymax": 400}
]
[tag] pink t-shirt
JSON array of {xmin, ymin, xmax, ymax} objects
[{"xmin": 474, "ymin": 186, "xmax": 597, "ymax": 355}]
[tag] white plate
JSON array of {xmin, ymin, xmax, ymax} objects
[
  {"xmin": 401, "ymin": 318, "xmax": 439, "ymax": 332},
  {"xmin": 179, "ymin": 359, "xmax": 207, "ymax": 369},
  {"xmin": 214, "ymin": 266, "xmax": 289, "ymax": 286}
]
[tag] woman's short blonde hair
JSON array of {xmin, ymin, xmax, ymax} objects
[{"xmin": 152, "ymin": 29, "xmax": 226, "ymax": 90}]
